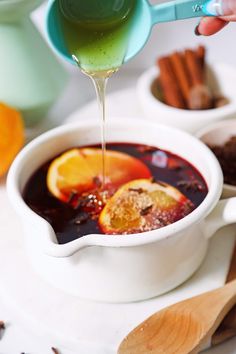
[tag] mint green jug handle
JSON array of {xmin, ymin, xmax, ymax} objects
[{"xmin": 151, "ymin": 0, "xmax": 211, "ymax": 25}]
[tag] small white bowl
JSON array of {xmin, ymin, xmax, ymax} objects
[
  {"xmin": 197, "ymin": 119, "xmax": 236, "ymax": 198},
  {"xmin": 137, "ymin": 63, "xmax": 236, "ymax": 134}
]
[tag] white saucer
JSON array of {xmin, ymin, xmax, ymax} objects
[{"xmin": 0, "ymin": 90, "xmax": 236, "ymax": 353}]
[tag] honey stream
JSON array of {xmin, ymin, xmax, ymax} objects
[
  {"xmin": 60, "ymin": 0, "xmax": 136, "ymax": 187},
  {"xmin": 72, "ymin": 64, "xmax": 117, "ymax": 187},
  {"xmin": 88, "ymin": 70, "xmax": 116, "ymax": 187}
]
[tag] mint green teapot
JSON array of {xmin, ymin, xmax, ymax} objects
[{"xmin": 0, "ymin": 0, "xmax": 68, "ymax": 126}]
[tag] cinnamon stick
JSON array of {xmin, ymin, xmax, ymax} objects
[
  {"xmin": 184, "ymin": 49, "xmax": 213, "ymax": 110},
  {"xmin": 184, "ymin": 49, "xmax": 204, "ymax": 86},
  {"xmin": 170, "ymin": 52, "xmax": 192, "ymax": 107},
  {"xmin": 196, "ymin": 45, "xmax": 206, "ymax": 70},
  {"xmin": 158, "ymin": 57, "xmax": 186, "ymax": 109},
  {"xmin": 157, "ymin": 46, "xmax": 214, "ymax": 110}
]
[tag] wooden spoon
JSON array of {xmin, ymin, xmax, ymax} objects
[
  {"xmin": 211, "ymin": 241, "xmax": 236, "ymax": 346},
  {"xmin": 118, "ymin": 279, "xmax": 236, "ymax": 354}
]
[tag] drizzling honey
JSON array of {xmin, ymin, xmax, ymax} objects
[{"xmin": 58, "ymin": 0, "xmax": 136, "ymax": 186}]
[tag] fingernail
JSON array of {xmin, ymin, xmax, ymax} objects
[
  {"xmin": 194, "ymin": 25, "xmax": 201, "ymax": 36},
  {"xmin": 202, "ymin": 0, "xmax": 224, "ymax": 16}
]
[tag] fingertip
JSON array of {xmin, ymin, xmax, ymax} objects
[{"xmin": 196, "ymin": 17, "xmax": 228, "ymax": 36}]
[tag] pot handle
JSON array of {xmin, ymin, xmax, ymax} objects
[{"xmin": 204, "ymin": 198, "xmax": 236, "ymax": 239}]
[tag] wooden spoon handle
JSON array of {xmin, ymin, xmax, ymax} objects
[
  {"xmin": 211, "ymin": 241, "xmax": 236, "ymax": 347},
  {"xmin": 212, "ymin": 304, "xmax": 236, "ymax": 346},
  {"xmin": 226, "ymin": 242, "xmax": 236, "ymax": 283}
]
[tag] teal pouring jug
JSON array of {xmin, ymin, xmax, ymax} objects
[
  {"xmin": 0, "ymin": 0, "xmax": 68, "ymax": 126},
  {"xmin": 45, "ymin": 0, "xmax": 219, "ymax": 66}
]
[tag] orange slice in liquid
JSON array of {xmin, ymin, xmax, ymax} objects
[
  {"xmin": 99, "ymin": 179, "xmax": 194, "ymax": 234},
  {"xmin": 47, "ymin": 148, "xmax": 151, "ymax": 202}
]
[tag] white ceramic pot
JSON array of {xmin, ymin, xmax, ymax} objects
[
  {"xmin": 137, "ymin": 63, "xmax": 236, "ymax": 134},
  {"xmin": 7, "ymin": 119, "xmax": 236, "ymax": 302}
]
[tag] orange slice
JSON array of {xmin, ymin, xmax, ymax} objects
[
  {"xmin": 0, "ymin": 103, "xmax": 24, "ymax": 177},
  {"xmin": 47, "ymin": 148, "xmax": 151, "ymax": 202},
  {"xmin": 99, "ymin": 179, "xmax": 193, "ymax": 234}
]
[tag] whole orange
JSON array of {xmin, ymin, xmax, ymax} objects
[{"xmin": 0, "ymin": 103, "xmax": 24, "ymax": 177}]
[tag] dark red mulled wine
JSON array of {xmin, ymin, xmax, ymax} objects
[{"xmin": 23, "ymin": 143, "xmax": 208, "ymax": 244}]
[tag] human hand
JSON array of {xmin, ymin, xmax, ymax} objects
[{"xmin": 195, "ymin": 0, "xmax": 236, "ymax": 36}]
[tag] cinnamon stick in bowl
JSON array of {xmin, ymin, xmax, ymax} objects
[
  {"xmin": 169, "ymin": 52, "xmax": 191, "ymax": 107},
  {"xmin": 185, "ymin": 49, "xmax": 213, "ymax": 110},
  {"xmin": 158, "ymin": 46, "xmax": 214, "ymax": 111},
  {"xmin": 158, "ymin": 56, "xmax": 186, "ymax": 109}
]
